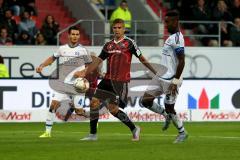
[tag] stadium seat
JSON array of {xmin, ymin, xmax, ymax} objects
[{"xmin": 35, "ymin": 0, "xmax": 91, "ymax": 45}]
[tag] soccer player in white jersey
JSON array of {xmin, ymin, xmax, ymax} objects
[
  {"xmin": 36, "ymin": 26, "xmax": 92, "ymax": 138},
  {"xmin": 141, "ymin": 11, "xmax": 188, "ymax": 143}
]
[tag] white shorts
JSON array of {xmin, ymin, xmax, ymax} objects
[
  {"xmin": 52, "ymin": 92, "xmax": 72, "ymax": 101},
  {"xmin": 146, "ymin": 76, "xmax": 182, "ymax": 104},
  {"xmin": 52, "ymin": 92, "xmax": 86, "ymax": 108}
]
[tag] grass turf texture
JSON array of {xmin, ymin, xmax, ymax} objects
[{"xmin": 0, "ymin": 122, "xmax": 239, "ymax": 160}]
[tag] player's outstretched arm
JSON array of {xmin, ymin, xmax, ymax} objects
[
  {"xmin": 74, "ymin": 57, "xmax": 103, "ymax": 78},
  {"xmin": 36, "ymin": 56, "xmax": 56, "ymax": 73},
  {"xmin": 138, "ymin": 55, "xmax": 157, "ymax": 75}
]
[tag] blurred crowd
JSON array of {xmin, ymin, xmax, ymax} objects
[
  {"xmin": 0, "ymin": 0, "xmax": 239, "ymax": 47},
  {"xmin": 169, "ymin": 0, "xmax": 240, "ymax": 46},
  {"xmin": 0, "ymin": 0, "xmax": 59, "ymax": 46}
]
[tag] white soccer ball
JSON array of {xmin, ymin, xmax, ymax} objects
[{"xmin": 73, "ymin": 78, "xmax": 90, "ymax": 93}]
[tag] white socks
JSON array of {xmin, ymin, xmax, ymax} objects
[
  {"xmin": 170, "ymin": 113, "xmax": 185, "ymax": 133},
  {"xmin": 149, "ymin": 102, "xmax": 167, "ymax": 117},
  {"xmin": 46, "ymin": 111, "xmax": 55, "ymax": 133}
]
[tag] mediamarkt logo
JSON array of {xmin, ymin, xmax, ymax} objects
[
  {"xmin": 203, "ymin": 111, "xmax": 240, "ymax": 120},
  {"xmin": 188, "ymin": 88, "xmax": 220, "ymax": 109},
  {"xmin": 0, "ymin": 112, "xmax": 31, "ymax": 120}
]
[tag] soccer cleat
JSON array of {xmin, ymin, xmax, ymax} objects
[
  {"xmin": 162, "ymin": 115, "xmax": 171, "ymax": 131},
  {"xmin": 173, "ymin": 132, "xmax": 188, "ymax": 143},
  {"xmin": 39, "ymin": 132, "xmax": 51, "ymax": 138},
  {"xmin": 132, "ymin": 126, "xmax": 141, "ymax": 141},
  {"xmin": 80, "ymin": 134, "xmax": 97, "ymax": 141}
]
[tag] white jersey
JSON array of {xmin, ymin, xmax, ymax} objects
[
  {"xmin": 54, "ymin": 44, "xmax": 92, "ymax": 64},
  {"xmin": 53, "ymin": 44, "xmax": 92, "ymax": 84},
  {"xmin": 161, "ymin": 32, "xmax": 185, "ymax": 79}
]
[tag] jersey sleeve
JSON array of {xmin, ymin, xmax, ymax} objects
[
  {"xmin": 98, "ymin": 43, "xmax": 109, "ymax": 60},
  {"xmin": 130, "ymin": 40, "xmax": 142, "ymax": 58},
  {"xmin": 53, "ymin": 48, "xmax": 61, "ymax": 58},
  {"xmin": 172, "ymin": 33, "xmax": 185, "ymax": 55}
]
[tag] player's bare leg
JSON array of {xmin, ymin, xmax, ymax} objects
[
  {"xmin": 81, "ymin": 97, "xmax": 100, "ymax": 141},
  {"xmin": 107, "ymin": 103, "xmax": 140, "ymax": 141},
  {"xmin": 64, "ymin": 101, "xmax": 88, "ymax": 122},
  {"xmin": 39, "ymin": 100, "xmax": 60, "ymax": 138},
  {"xmin": 64, "ymin": 102, "xmax": 75, "ymax": 121}
]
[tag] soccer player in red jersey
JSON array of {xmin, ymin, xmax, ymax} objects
[{"xmin": 75, "ymin": 19, "xmax": 156, "ymax": 141}]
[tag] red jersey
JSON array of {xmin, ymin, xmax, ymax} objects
[{"xmin": 98, "ymin": 36, "xmax": 142, "ymax": 82}]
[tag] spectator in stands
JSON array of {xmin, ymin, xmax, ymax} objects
[
  {"xmin": 22, "ymin": 0, "xmax": 37, "ymax": 16},
  {"xmin": 190, "ymin": 0, "xmax": 217, "ymax": 46},
  {"xmin": 16, "ymin": 30, "xmax": 32, "ymax": 45},
  {"xmin": 41, "ymin": 15, "xmax": 59, "ymax": 45},
  {"xmin": 230, "ymin": 17, "xmax": 240, "ymax": 46},
  {"xmin": 231, "ymin": 0, "xmax": 240, "ymax": 19},
  {"xmin": 191, "ymin": 0, "xmax": 211, "ymax": 21},
  {"xmin": 212, "ymin": 0, "xmax": 233, "ymax": 21},
  {"xmin": 191, "ymin": 0, "xmax": 211, "ymax": 33},
  {"xmin": 35, "ymin": 32, "xmax": 47, "ymax": 45},
  {"xmin": 0, "ymin": 55, "xmax": 9, "ymax": 78},
  {"xmin": 2, "ymin": 0, "xmax": 21, "ymax": 16},
  {"xmin": 18, "ymin": 10, "xmax": 38, "ymax": 39},
  {"xmin": 177, "ymin": 0, "xmax": 196, "ymax": 20},
  {"xmin": 220, "ymin": 21, "xmax": 232, "ymax": 46},
  {"xmin": 1, "ymin": 9, "xmax": 18, "ymax": 42},
  {"xmin": 207, "ymin": 0, "xmax": 229, "ymax": 9},
  {"xmin": 0, "ymin": 2, "xmax": 4, "ymax": 22},
  {"xmin": 0, "ymin": 27, "xmax": 13, "ymax": 45},
  {"xmin": 110, "ymin": 0, "xmax": 132, "ymax": 34}
]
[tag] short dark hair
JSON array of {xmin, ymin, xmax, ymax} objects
[
  {"xmin": 68, "ymin": 26, "xmax": 80, "ymax": 34},
  {"xmin": 165, "ymin": 10, "xmax": 179, "ymax": 18},
  {"xmin": 112, "ymin": 18, "xmax": 125, "ymax": 26},
  {"xmin": 5, "ymin": 9, "xmax": 12, "ymax": 13},
  {"xmin": 0, "ymin": 27, "xmax": 7, "ymax": 32}
]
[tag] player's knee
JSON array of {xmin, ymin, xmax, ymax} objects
[
  {"xmin": 107, "ymin": 104, "xmax": 119, "ymax": 115},
  {"xmin": 90, "ymin": 97, "xmax": 100, "ymax": 110},
  {"xmin": 50, "ymin": 100, "xmax": 60, "ymax": 111}
]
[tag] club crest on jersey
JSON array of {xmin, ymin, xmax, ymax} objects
[{"xmin": 119, "ymin": 42, "xmax": 126, "ymax": 48}]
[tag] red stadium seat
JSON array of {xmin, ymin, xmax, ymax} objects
[{"xmin": 35, "ymin": 0, "xmax": 91, "ymax": 45}]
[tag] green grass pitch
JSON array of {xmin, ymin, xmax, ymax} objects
[{"xmin": 0, "ymin": 122, "xmax": 239, "ymax": 160}]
